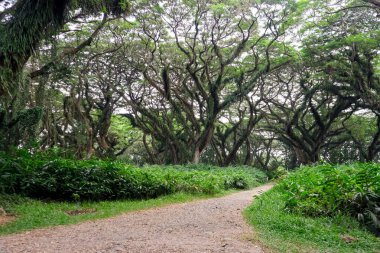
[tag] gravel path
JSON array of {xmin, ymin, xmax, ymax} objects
[{"xmin": 0, "ymin": 184, "xmax": 273, "ymax": 253}]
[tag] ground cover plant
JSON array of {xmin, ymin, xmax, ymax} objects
[
  {"xmin": 246, "ymin": 163, "xmax": 380, "ymax": 252},
  {"xmin": 283, "ymin": 164, "xmax": 380, "ymax": 233}
]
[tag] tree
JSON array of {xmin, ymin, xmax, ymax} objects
[
  {"xmin": 262, "ymin": 63, "xmax": 355, "ymax": 166},
  {"xmin": 110, "ymin": 0, "xmax": 292, "ymax": 164},
  {"xmin": 0, "ymin": 0, "xmax": 130, "ymax": 151},
  {"xmin": 0, "ymin": 0, "xmax": 129, "ymax": 94},
  {"xmin": 301, "ymin": 0, "xmax": 380, "ymax": 113},
  {"xmin": 323, "ymin": 112, "xmax": 380, "ymax": 163},
  {"xmin": 2, "ymin": 0, "xmax": 379, "ymax": 168},
  {"xmin": 212, "ymin": 95, "xmax": 263, "ymax": 166}
]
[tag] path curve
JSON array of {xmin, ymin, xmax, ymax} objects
[{"xmin": 0, "ymin": 184, "xmax": 273, "ymax": 253}]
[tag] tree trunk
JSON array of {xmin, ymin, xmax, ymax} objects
[
  {"xmin": 192, "ymin": 147, "xmax": 201, "ymax": 164},
  {"xmin": 294, "ymin": 145, "xmax": 321, "ymax": 165},
  {"xmin": 244, "ymin": 140, "xmax": 253, "ymax": 165}
]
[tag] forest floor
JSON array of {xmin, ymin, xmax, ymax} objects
[{"xmin": 0, "ymin": 184, "xmax": 273, "ymax": 253}]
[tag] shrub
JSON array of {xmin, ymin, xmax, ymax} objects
[
  {"xmin": 246, "ymin": 185, "xmax": 380, "ymax": 252},
  {"xmin": 266, "ymin": 165, "xmax": 288, "ymax": 179},
  {"xmin": 20, "ymin": 160, "xmax": 128, "ymax": 200},
  {"xmin": 281, "ymin": 163, "xmax": 380, "ymax": 234},
  {"xmin": 0, "ymin": 155, "xmax": 266, "ymax": 201}
]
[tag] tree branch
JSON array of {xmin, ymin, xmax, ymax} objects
[{"xmin": 30, "ymin": 14, "xmax": 110, "ymax": 79}]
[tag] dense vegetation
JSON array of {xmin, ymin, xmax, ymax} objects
[
  {"xmin": 283, "ymin": 164, "xmax": 380, "ymax": 232},
  {"xmin": 0, "ymin": 152, "xmax": 265, "ymax": 201},
  {"xmin": 246, "ymin": 163, "xmax": 380, "ymax": 252},
  {"xmin": 1, "ymin": 1, "xmax": 380, "ymax": 251},
  {"xmin": 0, "ymin": 0, "xmax": 379, "ymax": 170},
  {"xmin": 0, "ymin": 152, "xmax": 266, "ymax": 235}
]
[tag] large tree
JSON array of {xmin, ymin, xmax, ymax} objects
[
  {"xmin": 301, "ymin": 0, "xmax": 380, "ymax": 112},
  {"xmin": 0, "ymin": 0, "xmax": 130, "ymax": 150},
  {"xmin": 112, "ymin": 0, "xmax": 292, "ymax": 164},
  {"xmin": 262, "ymin": 63, "xmax": 355, "ymax": 166},
  {"xmin": 0, "ymin": 0, "xmax": 129, "ymax": 90}
]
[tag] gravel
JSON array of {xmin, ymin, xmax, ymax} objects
[{"xmin": 0, "ymin": 184, "xmax": 273, "ymax": 253}]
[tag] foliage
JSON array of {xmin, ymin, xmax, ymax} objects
[
  {"xmin": 245, "ymin": 186, "xmax": 380, "ymax": 253},
  {"xmin": 0, "ymin": 107, "xmax": 43, "ymax": 150},
  {"xmin": 323, "ymin": 114, "xmax": 380, "ymax": 163},
  {"xmin": 0, "ymin": 153, "xmax": 266, "ymax": 201},
  {"xmin": 147, "ymin": 164, "xmax": 268, "ymax": 190},
  {"xmin": 267, "ymin": 166, "xmax": 288, "ymax": 179},
  {"xmin": 108, "ymin": 115, "xmax": 146, "ymax": 162},
  {"xmin": 1, "ymin": 0, "xmax": 380, "ymax": 169},
  {"xmin": 281, "ymin": 164, "xmax": 380, "ymax": 234}
]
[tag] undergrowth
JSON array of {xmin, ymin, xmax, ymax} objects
[
  {"xmin": 282, "ymin": 163, "xmax": 380, "ymax": 234},
  {"xmin": 246, "ymin": 163, "xmax": 380, "ymax": 253},
  {"xmin": 0, "ymin": 152, "xmax": 267, "ymax": 201}
]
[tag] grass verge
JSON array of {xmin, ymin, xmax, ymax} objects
[
  {"xmin": 0, "ymin": 191, "xmax": 231, "ymax": 235},
  {"xmin": 245, "ymin": 185, "xmax": 380, "ymax": 253}
]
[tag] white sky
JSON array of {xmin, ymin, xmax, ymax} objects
[{"xmin": 0, "ymin": 0, "xmax": 14, "ymax": 11}]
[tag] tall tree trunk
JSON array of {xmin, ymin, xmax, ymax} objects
[
  {"xmin": 244, "ymin": 140, "xmax": 253, "ymax": 165},
  {"xmin": 294, "ymin": 146, "xmax": 320, "ymax": 165},
  {"xmin": 192, "ymin": 146, "xmax": 201, "ymax": 164}
]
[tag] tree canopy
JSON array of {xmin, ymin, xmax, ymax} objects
[{"xmin": 0, "ymin": 0, "xmax": 379, "ymax": 169}]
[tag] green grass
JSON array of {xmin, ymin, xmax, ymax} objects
[
  {"xmin": 245, "ymin": 184, "xmax": 380, "ymax": 253},
  {"xmin": 0, "ymin": 191, "xmax": 232, "ymax": 235}
]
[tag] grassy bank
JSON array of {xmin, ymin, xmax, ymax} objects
[
  {"xmin": 0, "ymin": 191, "xmax": 233, "ymax": 235},
  {"xmin": 246, "ymin": 164, "xmax": 380, "ymax": 252}
]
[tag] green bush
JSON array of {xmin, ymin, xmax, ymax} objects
[
  {"xmin": 0, "ymin": 154, "xmax": 266, "ymax": 201},
  {"xmin": 21, "ymin": 160, "xmax": 129, "ymax": 200},
  {"xmin": 281, "ymin": 163, "xmax": 380, "ymax": 234},
  {"xmin": 154, "ymin": 164, "xmax": 267, "ymax": 188},
  {"xmin": 246, "ymin": 186, "xmax": 380, "ymax": 252},
  {"xmin": 267, "ymin": 165, "xmax": 288, "ymax": 179}
]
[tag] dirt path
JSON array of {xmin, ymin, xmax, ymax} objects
[{"xmin": 0, "ymin": 184, "xmax": 273, "ymax": 253}]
